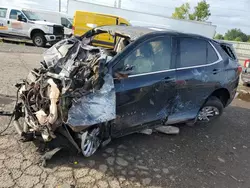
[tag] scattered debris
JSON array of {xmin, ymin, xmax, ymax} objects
[
  {"xmin": 40, "ymin": 147, "xmax": 62, "ymax": 167},
  {"xmin": 162, "ymin": 168, "xmax": 170, "ymax": 174},
  {"xmin": 220, "ymin": 171, "xmax": 226, "ymax": 176},
  {"xmin": 230, "ymin": 175, "xmax": 239, "ymax": 182},
  {"xmin": 217, "ymin": 157, "xmax": 226, "ymax": 163},
  {"xmin": 233, "ymin": 147, "xmax": 236, "ymax": 150},
  {"xmin": 149, "ymin": 99, "xmax": 154, "ymax": 105},
  {"xmin": 139, "ymin": 129, "xmax": 153, "ymax": 135},
  {"xmin": 155, "ymin": 126, "xmax": 180, "ymax": 135},
  {"xmin": 243, "ymin": 145, "xmax": 247, "ymax": 149},
  {"xmin": 197, "ymin": 168, "xmax": 204, "ymax": 173},
  {"xmin": 209, "ymin": 171, "xmax": 217, "ymax": 176}
]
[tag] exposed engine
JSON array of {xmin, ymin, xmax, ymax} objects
[{"xmin": 14, "ymin": 36, "xmax": 116, "ymax": 143}]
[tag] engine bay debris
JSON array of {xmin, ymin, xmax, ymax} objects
[{"xmin": 14, "ymin": 35, "xmax": 116, "ymax": 144}]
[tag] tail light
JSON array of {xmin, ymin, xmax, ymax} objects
[
  {"xmin": 244, "ymin": 59, "xmax": 250, "ymax": 68},
  {"xmin": 237, "ymin": 66, "xmax": 242, "ymax": 75}
]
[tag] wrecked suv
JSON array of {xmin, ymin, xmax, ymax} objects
[{"xmin": 13, "ymin": 26, "xmax": 241, "ymax": 158}]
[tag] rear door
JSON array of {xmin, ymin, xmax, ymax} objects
[
  {"xmin": 0, "ymin": 7, "xmax": 9, "ymax": 34},
  {"xmin": 168, "ymin": 37, "xmax": 218, "ymax": 124},
  {"xmin": 112, "ymin": 35, "xmax": 177, "ymax": 136}
]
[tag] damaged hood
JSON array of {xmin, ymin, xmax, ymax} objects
[{"xmin": 83, "ymin": 25, "xmax": 157, "ymax": 42}]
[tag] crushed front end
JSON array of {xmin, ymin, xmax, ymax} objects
[{"xmin": 13, "ymin": 36, "xmax": 116, "ymax": 158}]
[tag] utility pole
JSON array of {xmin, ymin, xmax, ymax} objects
[
  {"xmin": 59, "ymin": 0, "xmax": 61, "ymax": 12},
  {"xmin": 118, "ymin": 0, "xmax": 121, "ymax": 8}
]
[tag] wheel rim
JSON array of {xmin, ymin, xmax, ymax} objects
[
  {"xmin": 197, "ymin": 106, "xmax": 220, "ymax": 122},
  {"xmin": 35, "ymin": 36, "xmax": 43, "ymax": 46},
  {"xmin": 81, "ymin": 128, "xmax": 100, "ymax": 157}
]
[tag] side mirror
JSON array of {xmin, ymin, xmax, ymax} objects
[
  {"xmin": 68, "ymin": 24, "xmax": 73, "ymax": 29},
  {"xmin": 17, "ymin": 15, "xmax": 27, "ymax": 22},
  {"xmin": 114, "ymin": 64, "xmax": 135, "ymax": 79},
  {"xmin": 17, "ymin": 15, "xmax": 22, "ymax": 21}
]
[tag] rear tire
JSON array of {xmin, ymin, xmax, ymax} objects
[
  {"xmin": 32, "ymin": 33, "xmax": 46, "ymax": 47},
  {"xmin": 196, "ymin": 96, "xmax": 224, "ymax": 123}
]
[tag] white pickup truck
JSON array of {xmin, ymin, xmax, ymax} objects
[{"xmin": 0, "ymin": 7, "xmax": 64, "ymax": 47}]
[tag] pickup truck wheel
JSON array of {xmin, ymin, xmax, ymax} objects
[
  {"xmin": 32, "ymin": 33, "xmax": 46, "ymax": 47},
  {"xmin": 197, "ymin": 97, "xmax": 223, "ymax": 123}
]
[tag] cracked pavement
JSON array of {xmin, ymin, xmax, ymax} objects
[{"xmin": 0, "ymin": 42, "xmax": 250, "ymax": 188}]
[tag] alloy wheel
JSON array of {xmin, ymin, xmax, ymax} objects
[
  {"xmin": 81, "ymin": 127, "xmax": 100, "ymax": 157},
  {"xmin": 34, "ymin": 36, "xmax": 43, "ymax": 46},
  {"xmin": 197, "ymin": 106, "xmax": 220, "ymax": 122}
]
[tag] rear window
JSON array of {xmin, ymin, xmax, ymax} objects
[
  {"xmin": 221, "ymin": 44, "xmax": 236, "ymax": 60},
  {"xmin": 0, "ymin": 8, "xmax": 7, "ymax": 18},
  {"xmin": 178, "ymin": 38, "xmax": 207, "ymax": 67},
  {"xmin": 178, "ymin": 38, "xmax": 219, "ymax": 68}
]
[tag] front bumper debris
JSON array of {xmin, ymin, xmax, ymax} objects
[{"xmin": 13, "ymin": 36, "xmax": 116, "ymax": 145}]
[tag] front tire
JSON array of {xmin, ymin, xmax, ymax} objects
[
  {"xmin": 32, "ymin": 33, "xmax": 46, "ymax": 47},
  {"xmin": 197, "ymin": 97, "xmax": 224, "ymax": 123}
]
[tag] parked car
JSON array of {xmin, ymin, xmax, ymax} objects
[
  {"xmin": 0, "ymin": 6, "xmax": 64, "ymax": 47},
  {"xmin": 14, "ymin": 26, "xmax": 241, "ymax": 158},
  {"xmin": 34, "ymin": 9, "xmax": 73, "ymax": 37},
  {"xmin": 241, "ymin": 59, "xmax": 250, "ymax": 86}
]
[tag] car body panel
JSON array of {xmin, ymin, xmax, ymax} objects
[{"xmin": 83, "ymin": 26, "xmax": 240, "ymax": 134}]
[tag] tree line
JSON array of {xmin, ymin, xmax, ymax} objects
[{"xmin": 172, "ymin": 1, "xmax": 249, "ymax": 42}]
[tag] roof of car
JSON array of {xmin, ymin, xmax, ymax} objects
[{"xmin": 94, "ymin": 25, "xmax": 211, "ymax": 41}]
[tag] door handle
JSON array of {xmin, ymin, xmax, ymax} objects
[
  {"xmin": 7, "ymin": 20, "xmax": 10, "ymax": 24},
  {"xmin": 163, "ymin": 77, "xmax": 175, "ymax": 83},
  {"xmin": 212, "ymin": 68, "xmax": 221, "ymax": 74}
]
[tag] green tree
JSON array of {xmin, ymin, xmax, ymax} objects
[
  {"xmin": 191, "ymin": 0, "xmax": 211, "ymax": 21},
  {"xmin": 214, "ymin": 34, "xmax": 224, "ymax": 40},
  {"xmin": 235, "ymin": 37, "xmax": 242, "ymax": 42},
  {"xmin": 172, "ymin": 3, "xmax": 190, "ymax": 20},
  {"xmin": 224, "ymin": 29, "xmax": 248, "ymax": 42},
  {"xmin": 172, "ymin": 1, "xmax": 211, "ymax": 21}
]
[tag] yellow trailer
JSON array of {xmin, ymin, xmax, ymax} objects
[{"xmin": 72, "ymin": 11, "xmax": 130, "ymax": 48}]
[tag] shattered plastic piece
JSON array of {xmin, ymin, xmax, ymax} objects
[
  {"xmin": 139, "ymin": 129, "xmax": 153, "ymax": 135},
  {"xmin": 155, "ymin": 126, "xmax": 180, "ymax": 135},
  {"xmin": 67, "ymin": 74, "xmax": 116, "ymax": 127},
  {"xmin": 40, "ymin": 147, "xmax": 62, "ymax": 167}
]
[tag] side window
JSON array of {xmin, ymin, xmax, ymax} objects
[
  {"xmin": 9, "ymin": 9, "xmax": 22, "ymax": 20},
  {"xmin": 115, "ymin": 36, "xmax": 172, "ymax": 75},
  {"xmin": 207, "ymin": 42, "xmax": 219, "ymax": 63},
  {"xmin": 61, "ymin": 17, "xmax": 72, "ymax": 29},
  {"xmin": 178, "ymin": 38, "xmax": 207, "ymax": 68},
  {"xmin": 0, "ymin": 8, "xmax": 7, "ymax": 18},
  {"xmin": 61, "ymin": 17, "xmax": 67, "ymax": 27}
]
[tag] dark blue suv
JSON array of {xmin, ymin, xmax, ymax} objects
[{"xmin": 14, "ymin": 26, "xmax": 241, "ymax": 158}]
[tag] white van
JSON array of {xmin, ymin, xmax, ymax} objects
[
  {"xmin": 0, "ymin": 6, "xmax": 64, "ymax": 47},
  {"xmin": 34, "ymin": 9, "xmax": 73, "ymax": 36}
]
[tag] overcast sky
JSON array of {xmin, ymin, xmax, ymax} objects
[{"xmin": 1, "ymin": 0, "xmax": 250, "ymax": 34}]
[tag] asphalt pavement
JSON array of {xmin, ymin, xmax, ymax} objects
[{"xmin": 0, "ymin": 42, "xmax": 250, "ymax": 188}]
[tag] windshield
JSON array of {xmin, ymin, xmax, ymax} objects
[
  {"xmin": 68, "ymin": 18, "xmax": 73, "ymax": 23},
  {"xmin": 22, "ymin": 10, "xmax": 41, "ymax": 21}
]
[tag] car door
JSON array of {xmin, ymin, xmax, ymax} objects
[
  {"xmin": 0, "ymin": 7, "xmax": 9, "ymax": 34},
  {"xmin": 8, "ymin": 9, "xmax": 27, "ymax": 36},
  {"xmin": 111, "ymin": 35, "xmax": 177, "ymax": 136},
  {"xmin": 168, "ymin": 37, "xmax": 218, "ymax": 124}
]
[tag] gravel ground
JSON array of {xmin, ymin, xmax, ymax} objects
[{"xmin": 0, "ymin": 43, "xmax": 250, "ymax": 188}]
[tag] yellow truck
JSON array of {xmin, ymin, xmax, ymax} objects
[{"xmin": 72, "ymin": 11, "xmax": 130, "ymax": 48}]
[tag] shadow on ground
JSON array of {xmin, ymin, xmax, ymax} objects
[{"xmin": 41, "ymin": 104, "xmax": 250, "ymax": 188}]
